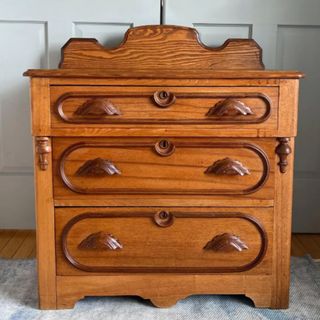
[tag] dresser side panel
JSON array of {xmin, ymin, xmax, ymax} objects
[
  {"xmin": 30, "ymin": 78, "xmax": 51, "ymax": 136},
  {"xmin": 278, "ymin": 79, "xmax": 299, "ymax": 137},
  {"xmin": 272, "ymin": 138, "xmax": 295, "ymax": 308},
  {"xmin": 33, "ymin": 136, "xmax": 56, "ymax": 309}
]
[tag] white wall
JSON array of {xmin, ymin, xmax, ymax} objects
[
  {"xmin": 0, "ymin": 0, "xmax": 160, "ymax": 228},
  {"xmin": 164, "ymin": 0, "xmax": 320, "ymax": 232}
]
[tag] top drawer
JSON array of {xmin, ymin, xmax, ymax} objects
[{"xmin": 50, "ymin": 86, "xmax": 278, "ymax": 129}]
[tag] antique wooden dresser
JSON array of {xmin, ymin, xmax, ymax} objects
[{"xmin": 24, "ymin": 25, "xmax": 303, "ymax": 310}]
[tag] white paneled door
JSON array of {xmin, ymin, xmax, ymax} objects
[
  {"xmin": 164, "ymin": 0, "xmax": 320, "ymax": 232},
  {"xmin": 0, "ymin": 0, "xmax": 160, "ymax": 228}
]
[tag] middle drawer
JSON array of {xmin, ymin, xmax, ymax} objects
[{"xmin": 53, "ymin": 137, "xmax": 274, "ymax": 201}]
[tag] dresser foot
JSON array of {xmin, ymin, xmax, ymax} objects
[
  {"xmin": 245, "ymin": 292, "xmax": 273, "ymax": 308},
  {"xmin": 270, "ymin": 294, "xmax": 289, "ymax": 309},
  {"xmin": 38, "ymin": 295, "xmax": 57, "ymax": 310},
  {"xmin": 56, "ymin": 295, "xmax": 84, "ymax": 309},
  {"xmin": 150, "ymin": 297, "xmax": 182, "ymax": 308}
]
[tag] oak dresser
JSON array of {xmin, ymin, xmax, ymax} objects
[{"xmin": 24, "ymin": 25, "xmax": 303, "ymax": 310}]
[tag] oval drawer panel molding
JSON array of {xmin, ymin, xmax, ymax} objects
[
  {"xmin": 52, "ymin": 88, "xmax": 274, "ymax": 125},
  {"xmin": 56, "ymin": 139, "xmax": 271, "ymax": 196},
  {"xmin": 59, "ymin": 211, "xmax": 268, "ymax": 274}
]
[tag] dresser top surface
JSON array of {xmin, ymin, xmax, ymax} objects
[
  {"xmin": 24, "ymin": 68, "xmax": 303, "ymax": 79},
  {"xmin": 24, "ymin": 25, "xmax": 303, "ymax": 79}
]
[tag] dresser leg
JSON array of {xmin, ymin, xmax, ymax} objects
[
  {"xmin": 38, "ymin": 295, "xmax": 58, "ymax": 310},
  {"xmin": 271, "ymin": 295, "xmax": 289, "ymax": 309},
  {"xmin": 245, "ymin": 292, "xmax": 273, "ymax": 308},
  {"xmin": 33, "ymin": 135, "xmax": 57, "ymax": 310},
  {"xmin": 56, "ymin": 294, "xmax": 84, "ymax": 309}
]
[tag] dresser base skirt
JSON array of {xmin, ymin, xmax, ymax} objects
[{"xmin": 55, "ymin": 274, "xmax": 279, "ymax": 309}]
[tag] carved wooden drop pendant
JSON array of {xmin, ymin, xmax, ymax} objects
[
  {"xmin": 276, "ymin": 138, "xmax": 291, "ymax": 173},
  {"xmin": 35, "ymin": 137, "xmax": 51, "ymax": 170}
]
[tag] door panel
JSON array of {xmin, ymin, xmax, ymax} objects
[
  {"xmin": 0, "ymin": 0, "xmax": 160, "ymax": 228},
  {"xmin": 164, "ymin": 0, "xmax": 320, "ymax": 231}
]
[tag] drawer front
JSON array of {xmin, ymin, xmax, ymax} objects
[
  {"xmin": 56, "ymin": 207, "xmax": 272, "ymax": 275},
  {"xmin": 53, "ymin": 138, "xmax": 274, "ymax": 199},
  {"xmin": 50, "ymin": 86, "xmax": 278, "ymax": 128}
]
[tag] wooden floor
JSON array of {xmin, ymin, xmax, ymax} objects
[
  {"xmin": 0, "ymin": 230, "xmax": 36, "ymax": 259},
  {"xmin": 0, "ymin": 230, "xmax": 320, "ymax": 259}
]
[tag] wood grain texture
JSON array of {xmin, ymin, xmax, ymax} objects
[
  {"xmin": 56, "ymin": 274, "xmax": 273, "ymax": 309},
  {"xmin": 51, "ymin": 86, "xmax": 277, "ymax": 128},
  {"xmin": 23, "ymin": 25, "xmax": 301, "ymax": 310},
  {"xmin": 0, "ymin": 230, "xmax": 18, "ymax": 254},
  {"xmin": 53, "ymin": 197, "xmax": 274, "ymax": 208},
  {"xmin": 30, "ymin": 78, "xmax": 50, "ymax": 136},
  {"xmin": 24, "ymin": 69, "xmax": 303, "ymax": 79},
  {"xmin": 1, "ymin": 231, "xmax": 319, "ymax": 259},
  {"xmin": 56, "ymin": 207, "xmax": 271, "ymax": 275},
  {"xmin": 52, "ymin": 137, "xmax": 274, "ymax": 200},
  {"xmin": 0, "ymin": 230, "xmax": 30, "ymax": 259},
  {"xmin": 12, "ymin": 230, "xmax": 36, "ymax": 259},
  {"xmin": 278, "ymin": 80, "xmax": 300, "ymax": 137},
  {"xmin": 271, "ymin": 139, "xmax": 295, "ymax": 309},
  {"xmin": 33, "ymin": 137, "xmax": 56, "ymax": 309},
  {"xmin": 57, "ymin": 25, "xmax": 264, "ymax": 71}
]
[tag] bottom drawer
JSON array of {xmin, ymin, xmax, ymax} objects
[{"xmin": 56, "ymin": 207, "xmax": 273, "ymax": 275}]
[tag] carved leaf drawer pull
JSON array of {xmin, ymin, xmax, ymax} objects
[
  {"xmin": 204, "ymin": 233, "xmax": 248, "ymax": 252},
  {"xmin": 153, "ymin": 91, "xmax": 176, "ymax": 108},
  {"xmin": 207, "ymin": 99, "xmax": 254, "ymax": 117},
  {"xmin": 75, "ymin": 158, "xmax": 121, "ymax": 177},
  {"xmin": 205, "ymin": 157, "xmax": 250, "ymax": 176},
  {"xmin": 78, "ymin": 231, "xmax": 123, "ymax": 250},
  {"xmin": 74, "ymin": 98, "xmax": 121, "ymax": 117}
]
